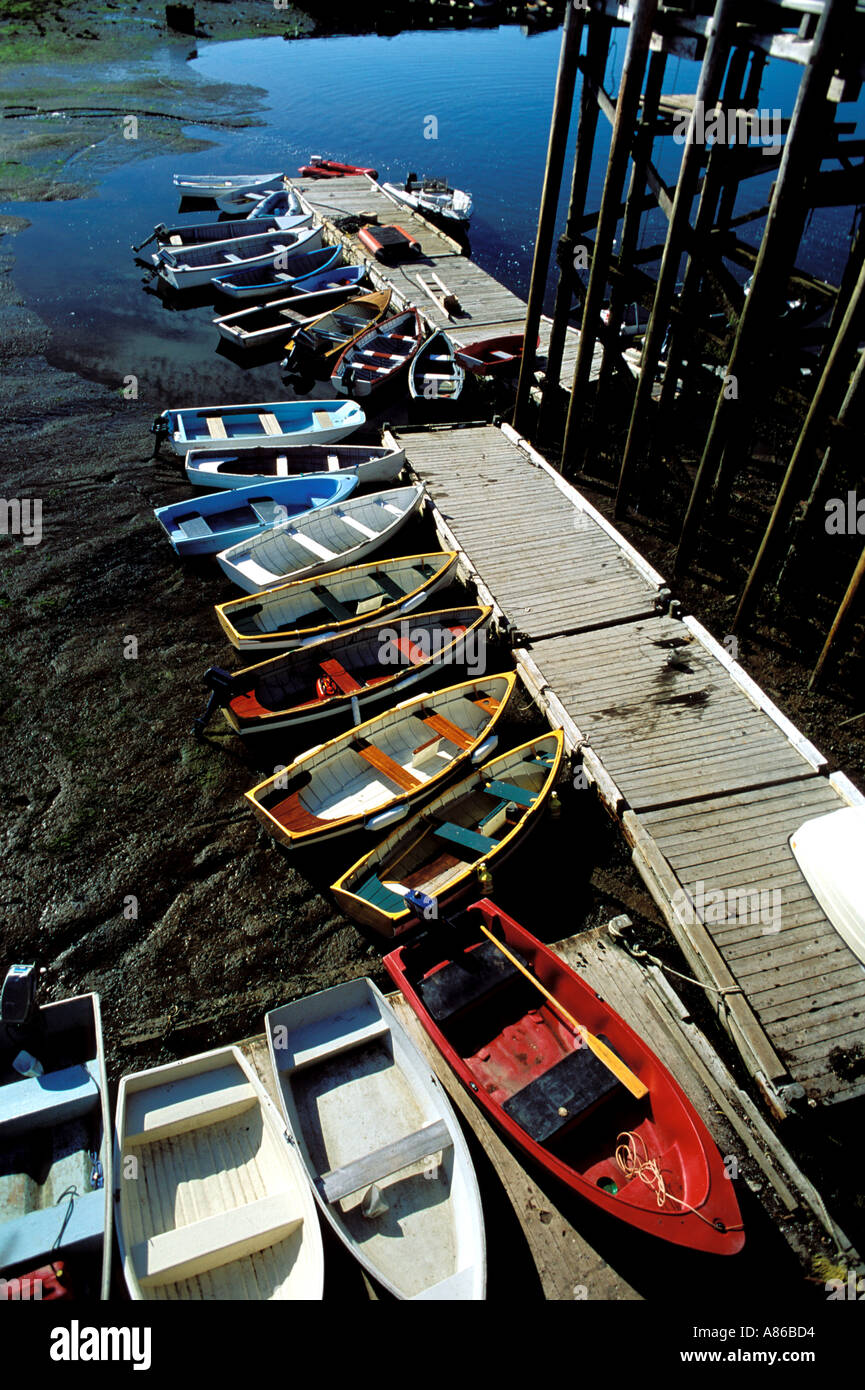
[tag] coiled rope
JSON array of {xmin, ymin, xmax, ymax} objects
[{"xmin": 614, "ymin": 1131, "xmax": 744, "ymax": 1234}]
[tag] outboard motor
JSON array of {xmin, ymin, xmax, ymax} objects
[
  {"xmin": 1, "ymin": 963, "xmax": 44, "ymax": 1077},
  {"xmin": 193, "ymin": 666, "xmax": 237, "ymax": 739}
]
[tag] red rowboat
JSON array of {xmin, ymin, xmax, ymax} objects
[
  {"xmin": 455, "ymin": 333, "xmax": 537, "ymax": 377},
  {"xmin": 384, "ymin": 898, "xmax": 745, "ymax": 1256},
  {"xmin": 298, "ymin": 158, "xmax": 378, "ymax": 179}
]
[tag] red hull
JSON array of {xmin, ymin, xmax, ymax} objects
[
  {"xmin": 455, "ymin": 334, "xmax": 537, "ymax": 377},
  {"xmin": 298, "ymin": 160, "xmax": 378, "ymax": 179},
  {"xmin": 384, "ymin": 899, "xmax": 745, "ymax": 1256}
]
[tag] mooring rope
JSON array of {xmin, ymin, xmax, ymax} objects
[{"xmin": 614, "ymin": 1131, "xmax": 744, "ymax": 1233}]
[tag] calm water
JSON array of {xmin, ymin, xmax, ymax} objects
[{"xmin": 5, "ymin": 26, "xmax": 864, "ymax": 402}]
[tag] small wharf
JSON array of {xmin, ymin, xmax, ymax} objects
[
  {"xmin": 287, "ymin": 175, "xmax": 641, "ymax": 388},
  {"xmin": 389, "ymin": 420, "xmax": 865, "ymax": 1117}
]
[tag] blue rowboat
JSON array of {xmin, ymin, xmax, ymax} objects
[
  {"xmin": 153, "ymin": 474, "xmax": 358, "ymax": 557},
  {"xmin": 153, "ymin": 398, "xmax": 366, "ymax": 454},
  {"xmin": 211, "ymin": 246, "xmax": 348, "ymax": 301}
]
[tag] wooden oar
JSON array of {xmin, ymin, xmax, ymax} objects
[{"xmin": 478, "ymin": 924, "xmax": 649, "ymax": 1101}]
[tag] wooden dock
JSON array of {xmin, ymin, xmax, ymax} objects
[
  {"xmin": 288, "ymin": 175, "xmax": 639, "ymax": 387},
  {"xmin": 389, "ymin": 420, "xmax": 865, "ymax": 1115}
]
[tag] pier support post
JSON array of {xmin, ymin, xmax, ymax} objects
[
  {"xmin": 593, "ymin": 48, "xmax": 667, "ymax": 421},
  {"xmin": 656, "ymin": 44, "xmax": 750, "ymax": 419},
  {"xmin": 674, "ymin": 0, "xmax": 853, "ymax": 577},
  {"xmin": 513, "ymin": 2, "xmax": 585, "ymax": 434},
  {"xmin": 810, "ymin": 541, "xmax": 865, "ymax": 690},
  {"xmin": 560, "ymin": 0, "xmax": 659, "ymax": 474},
  {"xmin": 540, "ymin": 13, "xmax": 613, "ymax": 426},
  {"xmin": 614, "ymin": 0, "xmax": 737, "ymax": 518},
  {"xmin": 734, "ymin": 252, "xmax": 865, "ymax": 631}
]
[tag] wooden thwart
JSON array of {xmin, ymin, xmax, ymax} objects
[
  {"xmin": 355, "ymin": 742, "xmax": 422, "ymax": 792},
  {"xmin": 320, "ymin": 1119, "xmax": 452, "ymax": 1204}
]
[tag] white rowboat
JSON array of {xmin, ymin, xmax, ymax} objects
[
  {"xmin": 114, "ymin": 1045, "xmax": 324, "ymax": 1301},
  {"xmin": 266, "ymin": 978, "xmax": 485, "ymax": 1299},
  {"xmin": 216, "ymin": 483, "xmax": 425, "ymax": 593}
]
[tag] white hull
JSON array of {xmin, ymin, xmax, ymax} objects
[
  {"xmin": 217, "ymin": 484, "xmax": 425, "ymax": 593},
  {"xmin": 174, "ymin": 172, "xmax": 283, "ymax": 197},
  {"xmin": 114, "ymin": 1045, "xmax": 324, "ymax": 1301},
  {"xmin": 156, "ymin": 225, "xmax": 323, "ymax": 290},
  {"xmin": 185, "ymin": 446, "xmax": 405, "ymax": 491},
  {"xmin": 266, "ymin": 979, "xmax": 485, "ymax": 1300}
]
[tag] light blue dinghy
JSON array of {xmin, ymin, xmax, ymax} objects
[
  {"xmin": 153, "ymin": 398, "xmax": 366, "ymax": 454},
  {"xmin": 153, "ymin": 473, "xmax": 358, "ymax": 557},
  {"xmin": 211, "ymin": 247, "xmax": 354, "ymax": 301}
]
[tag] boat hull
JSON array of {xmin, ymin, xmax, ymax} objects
[
  {"xmin": 153, "ymin": 474, "xmax": 356, "ymax": 556},
  {"xmin": 0, "ymin": 992, "xmax": 113, "ymax": 1299},
  {"xmin": 245, "ymin": 672, "xmax": 516, "ymax": 848},
  {"xmin": 384, "ymin": 900, "xmax": 746, "ymax": 1256},
  {"xmin": 155, "ymin": 224, "xmax": 323, "ymax": 290},
  {"xmin": 214, "ymin": 550, "xmax": 459, "ymax": 654},
  {"xmin": 216, "ymin": 483, "xmax": 425, "ymax": 593},
  {"xmin": 185, "ymin": 443, "xmax": 404, "ymax": 491},
  {"xmin": 218, "ymin": 605, "xmax": 490, "ymax": 735},
  {"xmin": 114, "ymin": 1045, "xmax": 324, "ymax": 1300},
  {"xmin": 333, "ymin": 731, "xmax": 563, "ymax": 935},
  {"xmin": 159, "ymin": 399, "xmax": 365, "ymax": 456}
]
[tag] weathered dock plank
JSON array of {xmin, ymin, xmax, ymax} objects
[
  {"xmin": 528, "ymin": 618, "xmax": 822, "ymax": 809},
  {"xmin": 640, "ymin": 780, "xmax": 865, "ymax": 1104},
  {"xmin": 394, "ymin": 424, "xmax": 663, "ymax": 637}
]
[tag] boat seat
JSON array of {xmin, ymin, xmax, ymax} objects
[
  {"xmin": 0, "ymin": 1063, "xmax": 99, "ymax": 1137},
  {"xmin": 179, "ymin": 515, "xmax": 212, "ymax": 540},
  {"xmin": 372, "ymin": 569, "xmax": 405, "ymax": 601},
  {"xmin": 392, "ymin": 636, "xmax": 426, "ymax": 665},
  {"xmin": 470, "ymin": 694, "xmax": 500, "ymax": 717},
  {"xmin": 229, "ymin": 688, "xmax": 271, "ymax": 720},
  {"xmin": 124, "ymin": 1074, "xmax": 258, "ymax": 1146},
  {"xmin": 130, "ymin": 1192, "xmax": 304, "ymax": 1289},
  {"xmin": 417, "ymin": 940, "xmax": 521, "ymax": 1023},
  {"xmin": 356, "ymin": 871, "xmax": 410, "ymax": 914},
  {"xmin": 433, "ymin": 821, "xmax": 499, "ymax": 856},
  {"xmin": 420, "ymin": 712, "xmax": 473, "ymax": 751},
  {"xmin": 354, "ymin": 742, "xmax": 421, "ymax": 792},
  {"xmin": 312, "ymin": 583, "xmax": 352, "ymax": 620},
  {"xmin": 278, "ymin": 532, "xmax": 332, "ymax": 565},
  {"xmin": 232, "ymin": 556, "xmax": 282, "ymax": 588},
  {"xmin": 339, "ymin": 514, "xmax": 379, "ymax": 540},
  {"xmin": 206, "ymin": 416, "xmax": 228, "ymax": 439},
  {"xmin": 275, "ymin": 456, "xmax": 290, "ymax": 476},
  {"xmin": 326, "ymin": 454, "xmax": 342, "ymax": 471},
  {"xmin": 313, "ymin": 411, "xmax": 336, "ymax": 429},
  {"xmin": 266, "ymin": 789, "xmax": 325, "ymax": 834},
  {"xmin": 320, "ymin": 658, "xmax": 362, "ymax": 695},
  {"xmin": 319, "ymin": 1119, "xmax": 452, "ymax": 1205},
  {"xmin": 380, "ymin": 502, "xmax": 406, "ymax": 517},
  {"xmin": 482, "ymin": 778, "xmax": 536, "ymax": 808},
  {"xmin": 411, "ymin": 1268, "xmax": 479, "ymax": 1301},
  {"xmin": 502, "ymin": 1039, "xmax": 622, "ymax": 1144},
  {"xmin": 168, "ymin": 235, "xmax": 183, "ymax": 246},
  {"xmin": 491, "ymin": 350, "xmax": 513, "ymax": 359},
  {"xmin": 0, "ymin": 1188, "xmax": 105, "ymax": 1273},
  {"xmin": 259, "ymin": 413, "xmax": 282, "ymax": 436},
  {"xmin": 251, "ymin": 499, "xmax": 289, "ymax": 526},
  {"xmin": 280, "ymin": 1015, "xmax": 391, "ymax": 1072}
]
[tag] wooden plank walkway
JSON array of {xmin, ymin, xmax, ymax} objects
[{"xmin": 393, "ymin": 420, "xmax": 865, "ymax": 1110}]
